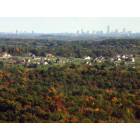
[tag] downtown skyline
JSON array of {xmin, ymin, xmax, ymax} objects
[{"xmin": 0, "ymin": 17, "xmax": 140, "ymax": 34}]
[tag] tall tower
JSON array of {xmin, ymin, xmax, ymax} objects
[
  {"xmin": 76, "ymin": 30, "xmax": 80, "ymax": 35},
  {"xmin": 16, "ymin": 30, "xmax": 18, "ymax": 35},
  {"xmin": 122, "ymin": 28, "xmax": 126, "ymax": 33},
  {"xmin": 81, "ymin": 29, "xmax": 84, "ymax": 34},
  {"xmin": 107, "ymin": 25, "xmax": 110, "ymax": 34}
]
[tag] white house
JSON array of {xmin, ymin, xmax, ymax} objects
[
  {"xmin": 0, "ymin": 52, "xmax": 12, "ymax": 58},
  {"xmin": 86, "ymin": 61, "xmax": 92, "ymax": 65},
  {"xmin": 26, "ymin": 59, "xmax": 31, "ymax": 63},
  {"xmin": 131, "ymin": 57, "xmax": 135, "ymax": 63},
  {"xmin": 116, "ymin": 55, "xmax": 121, "ymax": 58},
  {"xmin": 46, "ymin": 53, "xmax": 55, "ymax": 58},
  {"xmin": 31, "ymin": 54, "xmax": 36, "ymax": 59},
  {"xmin": 44, "ymin": 62, "xmax": 48, "ymax": 65},
  {"xmin": 117, "ymin": 57, "xmax": 121, "ymax": 61},
  {"xmin": 94, "ymin": 56, "xmax": 105, "ymax": 63},
  {"xmin": 122, "ymin": 55, "xmax": 126, "ymax": 59},
  {"xmin": 84, "ymin": 56, "xmax": 91, "ymax": 60}
]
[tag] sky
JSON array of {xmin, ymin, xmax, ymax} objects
[{"xmin": 0, "ymin": 17, "xmax": 140, "ymax": 33}]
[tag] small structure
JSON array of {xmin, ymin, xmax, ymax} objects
[
  {"xmin": 111, "ymin": 54, "xmax": 135, "ymax": 66},
  {"xmin": 26, "ymin": 58, "xmax": 31, "ymax": 63},
  {"xmin": 116, "ymin": 55, "xmax": 121, "ymax": 61},
  {"xmin": 31, "ymin": 54, "xmax": 36, "ymax": 59},
  {"xmin": 44, "ymin": 61, "xmax": 48, "ymax": 65},
  {"xmin": 40, "ymin": 57, "xmax": 48, "ymax": 65},
  {"xmin": 131, "ymin": 57, "xmax": 135, "ymax": 63},
  {"xmin": 86, "ymin": 61, "xmax": 92, "ymax": 66},
  {"xmin": 122, "ymin": 55, "xmax": 126, "ymax": 59},
  {"xmin": 57, "ymin": 59, "xmax": 66, "ymax": 64},
  {"xmin": 84, "ymin": 56, "xmax": 92, "ymax": 60},
  {"xmin": 46, "ymin": 53, "xmax": 55, "ymax": 58},
  {"xmin": 94, "ymin": 56, "xmax": 105, "ymax": 63},
  {"xmin": 16, "ymin": 59, "xmax": 26, "ymax": 65},
  {"xmin": 0, "ymin": 52, "xmax": 12, "ymax": 59}
]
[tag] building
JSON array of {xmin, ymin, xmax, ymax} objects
[
  {"xmin": 94, "ymin": 56, "xmax": 105, "ymax": 63},
  {"xmin": 107, "ymin": 25, "xmax": 110, "ymax": 34},
  {"xmin": 0, "ymin": 52, "xmax": 12, "ymax": 59},
  {"xmin": 84, "ymin": 56, "xmax": 92, "ymax": 60}
]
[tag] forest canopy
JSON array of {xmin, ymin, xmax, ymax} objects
[{"xmin": 0, "ymin": 38, "xmax": 140, "ymax": 122}]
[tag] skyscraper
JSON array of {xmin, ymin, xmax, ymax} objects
[
  {"xmin": 122, "ymin": 28, "xmax": 126, "ymax": 33},
  {"xmin": 115, "ymin": 29, "xmax": 118, "ymax": 34},
  {"xmin": 107, "ymin": 25, "xmax": 110, "ymax": 34},
  {"xmin": 81, "ymin": 29, "xmax": 84, "ymax": 34},
  {"xmin": 16, "ymin": 30, "xmax": 18, "ymax": 35},
  {"xmin": 76, "ymin": 30, "xmax": 80, "ymax": 35}
]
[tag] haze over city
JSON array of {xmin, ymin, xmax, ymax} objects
[{"xmin": 0, "ymin": 17, "xmax": 140, "ymax": 34}]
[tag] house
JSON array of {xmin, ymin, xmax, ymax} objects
[
  {"xmin": 115, "ymin": 55, "xmax": 121, "ymax": 61},
  {"xmin": 131, "ymin": 57, "xmax": 135, "ymax": 63},
  {"xmin": 16, "ymin": 59, "xmax": 26, "ymax": 65},
  {"xmin": 86, "ymin": 61, "xmax": 92, "ymax": 66},
  {"xmin": 46, "ymin": 53, "xmax": 55, "ymax": 58},
  {"xmin": 116, "ymin": 55, "xmax": 121, "ymax": 58},
  {"xmin": 40, "ymin": 57, "xmax": 48, "ymax": 65},
  {"xmin": 112, "ymin": 54, "xmax": 135, "ymax": 65},
  {"xmin": 28, "ymin": 52, "xmax": 32, "ymax": 57},
  {"xmin": 84, "ymin": 56, "xmax": 92, "ymax": 60},
  {"xmin": 117, "ymin": 57, "xmax": 121, "ymax": 61},
  {"xmin": 36, "ymin": 62, "xmax": 40, "ymax": 65},
  {"xmin": 26, "ymin": 59, "xmax": 31, "ymax": 63},
  {"xmin": 57, "ymin": 59, "xmax": 66, "ymax": 64},
  {"xmin": 44, "ymin": 61, "xmax": 48, "ymax": 65},
  {"xmin": 34, "ymin": 57, "xmax": 41, "ymax": 60},
  {"xmin": 31, "ymin": 54, "xmax": 36, "ymax": 59},
  {"xmin": 94, "ymin": 56, "xmax": 105, "ymax": 63},
  {"xmin": 122, "ymin": 55, "xmax": 126, "ymax": 59},
  {"xmin": 121, "ymin": 54, "xmax": 135, "ymax": 63},
  {"xmin": 110, "ymin": 58, "xmax": 114, "ymax": 62},
  {"xmin": 0, "ymin": 52, "xmax": 12, "ymax": 59}
]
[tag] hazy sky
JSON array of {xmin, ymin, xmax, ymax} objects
[{"xmin": 0, "ymin": 17, "xmax": 140, "ymax": 33}]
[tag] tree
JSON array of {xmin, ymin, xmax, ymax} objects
[{"xmin": 0, "ymin": 61, "xmax": 4, "ymax": 69}]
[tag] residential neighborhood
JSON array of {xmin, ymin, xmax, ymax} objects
[{"xmin": 0, "ymin": 51, "xmax": 136, "ymax": 68}]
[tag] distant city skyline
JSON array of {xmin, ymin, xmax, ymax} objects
[{"xmin": 0, "ymin": 17, "xmax": 140, "ymax": 33}]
